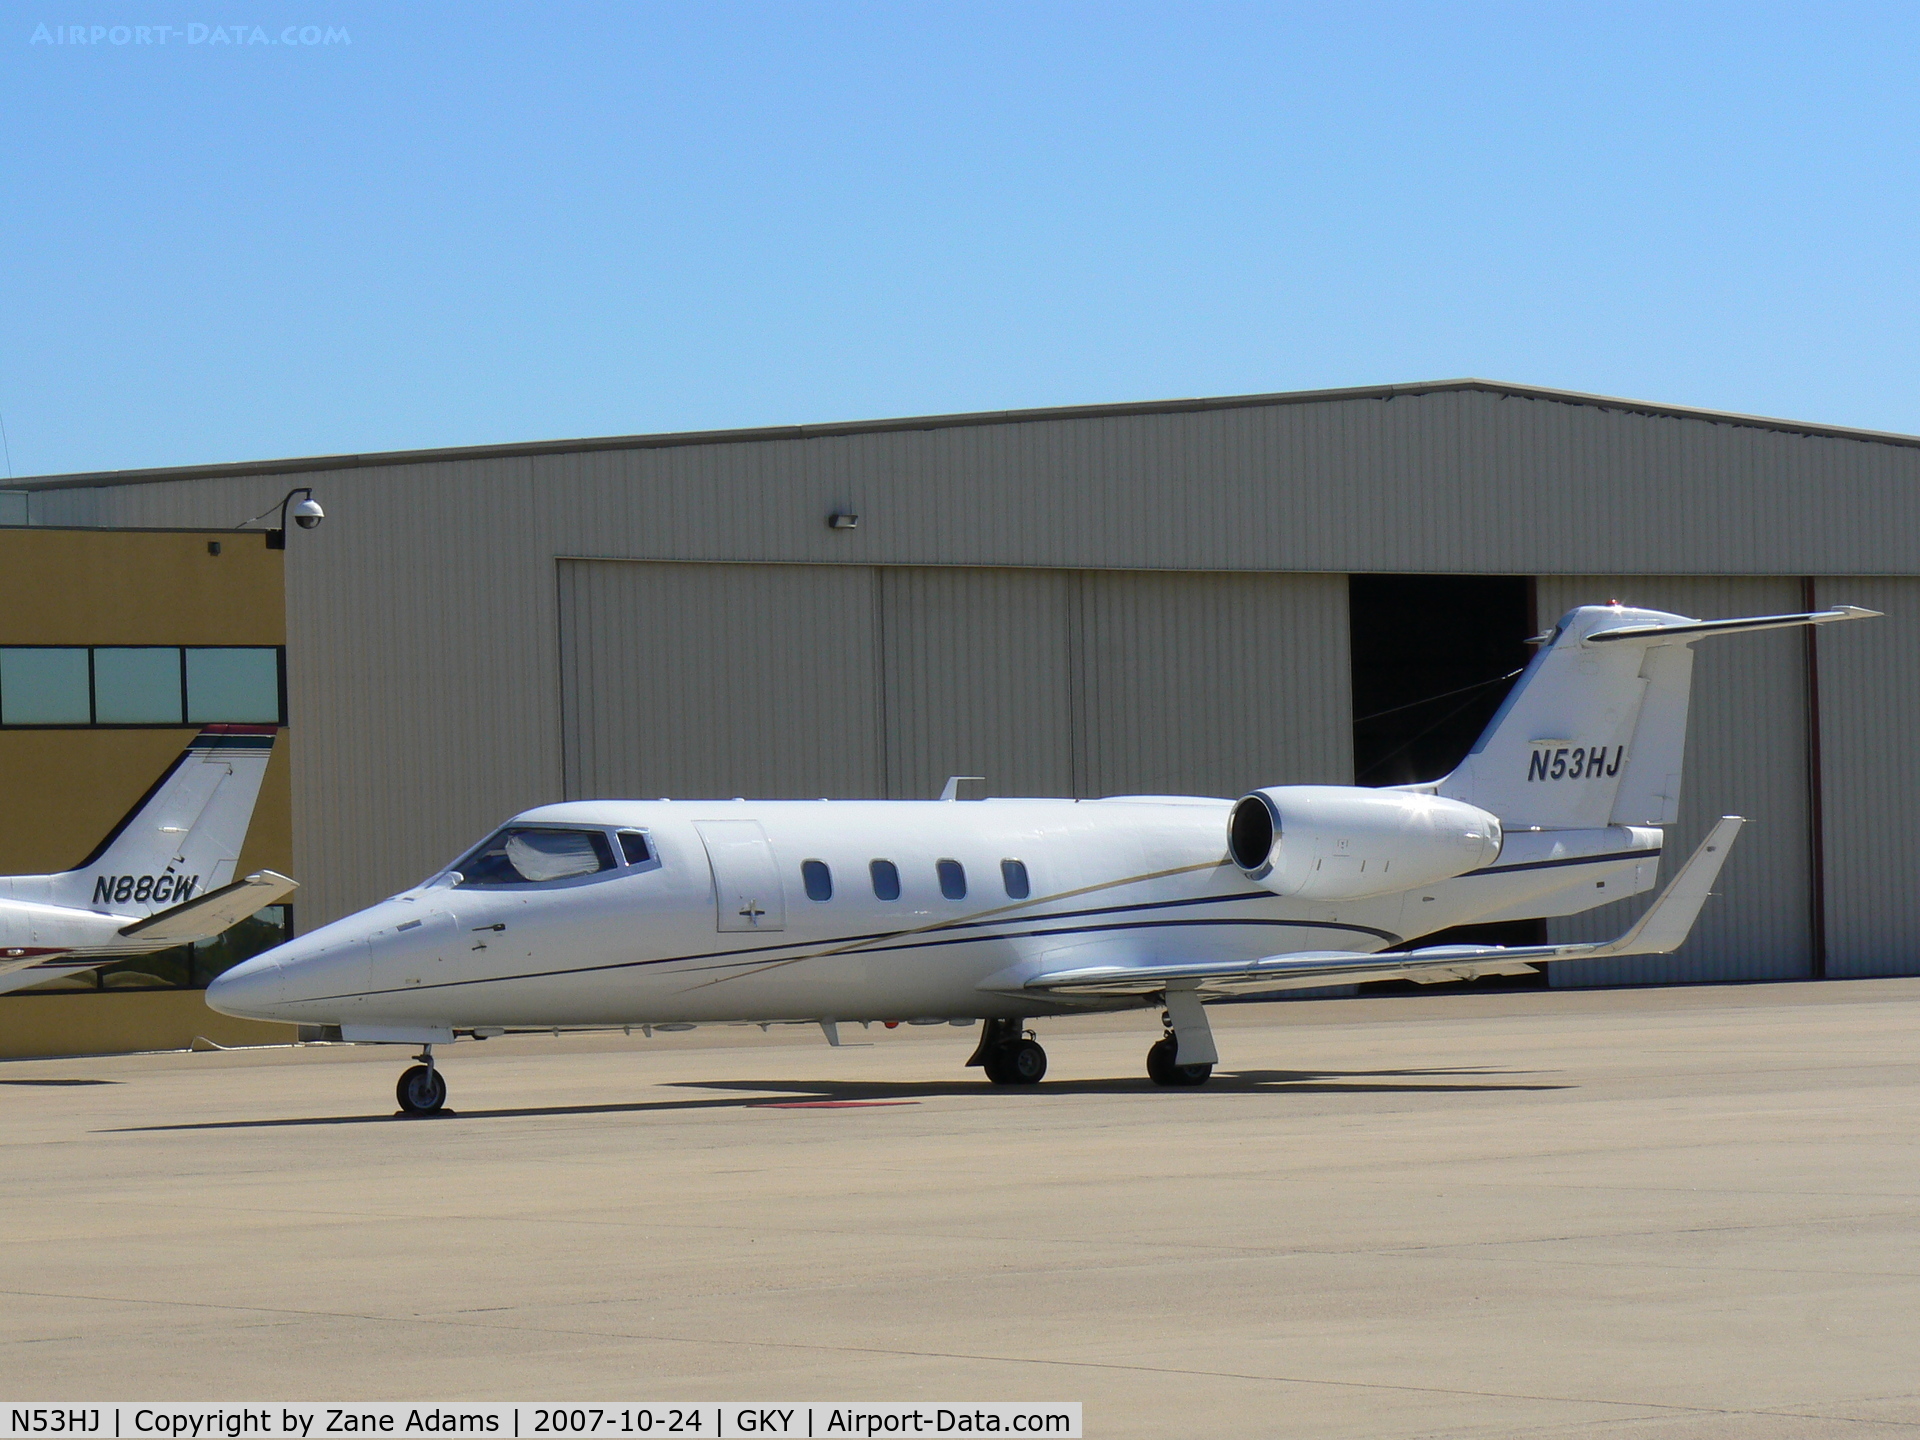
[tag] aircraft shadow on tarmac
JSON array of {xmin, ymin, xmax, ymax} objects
[{"xmin": 104, "ymin": 1065, "xmax": 1567, "ymax": 1132}]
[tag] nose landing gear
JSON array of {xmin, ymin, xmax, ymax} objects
[{"xmin": 396, "ymin": 1046, "xmax": 449, "ymax": 1115}]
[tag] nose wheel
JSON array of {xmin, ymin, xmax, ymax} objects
[{"xmin": 396, "ymin": 1048, "xmax": 449, "ymax": 1115}]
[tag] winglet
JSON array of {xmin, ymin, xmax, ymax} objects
[{"xmin": 1590, "ymin": 816, "xmax": 1744, "ymax": 956}]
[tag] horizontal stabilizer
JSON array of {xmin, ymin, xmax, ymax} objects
[
  {"xmin": 117, "ymin": 870, "xmax": 298, "ymax": 945},
  {"xmin": 1584, "ymin": 606, "xmax": 1879, "ymax": 644},
  {"xmin": 1009, "ymin": 819, "xmax": 1743, "ymax": 998}
]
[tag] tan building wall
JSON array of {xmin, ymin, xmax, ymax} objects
[{"xmin": 0, "ymin": 527, "xmax": 297, "ymax": 1058}]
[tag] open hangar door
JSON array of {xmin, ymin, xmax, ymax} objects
[
  {"xmin": 558, "ymin": 559, "xmax": 1350, "ymax": 805},
  {"xmin": 1535, "ymin": 577, "xmax": 1814, "ymax": 986}
]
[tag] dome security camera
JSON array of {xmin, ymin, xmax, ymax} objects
[{"xmin": 291, "ymin": 497, "xmax": 325, "ymax": 530}]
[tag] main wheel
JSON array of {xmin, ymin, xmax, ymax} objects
[
  {"xmin": 983, "ymin": 1038, "xmax": 1047, "ymax": 1085},
  {"xmin": 396, "ymin": 1064, "xmax": 448, "ymax": 1114},
  {"xmin": 1146, "ymin": 1037, "xmax": 1212, "ymax": 1087}
]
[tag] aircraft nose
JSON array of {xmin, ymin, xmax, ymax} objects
[{"xmin": 206, "ymin": 951, "xmax": 288, "ymax": 1019}]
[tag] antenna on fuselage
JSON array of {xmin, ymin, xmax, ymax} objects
[{"xmin": 939, "ymin": 776, "xmax": 986, "ymax": 801}]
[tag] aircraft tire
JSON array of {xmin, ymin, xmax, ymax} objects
[
  {"xmin": 396, "ymin": 1064, "xmax": 448, "ymax": 1114},
  {"xmin": 1146, "ymin": 1037, "xmax": 1211, "ymax": 1087},
  {"xmin": 984, "ymin": 1039, "xmax": 1047, "ymax": 1085}
]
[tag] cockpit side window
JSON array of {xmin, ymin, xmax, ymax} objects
[
  {"xmin": 454, "ymin": 827, "xmax": 617, "ymax": 887},
  {"xmin": 618, "ymin": 831, "xmax": 652, "ymax": 865}
]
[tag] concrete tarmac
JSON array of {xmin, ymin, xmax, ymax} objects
[{"xmin": 2, "ymin": 979, "xmax": 1918, "ymax": 1439}]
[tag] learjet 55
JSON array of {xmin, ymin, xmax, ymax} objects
[
  {"xmin": 209, "ymin": 605, "xmax": 1873, "ymax": 1114},
  {"xmin": 0, "ymin": 725, "xmax": 295, "ymax": 995}
]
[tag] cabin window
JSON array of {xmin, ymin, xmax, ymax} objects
[
  {"xmin": 452, "ymin": 827, "xmax": 617, "ymax": 886},
  {"xmin": 1001, "ymin": 859, "xmax": 1030, "ymax": 900},
  {"xmin": 936, "ymin": 859, "xmax": 967, "ymax": 900},
  {"xmin": 802, "ymin": 859, "xmax": 833, "ymax": 901},
  {"xmin": 870, "ymin": 859, "xmax": 901, "ymax": 901},
  {"xmin": 617, "ymin": 831, "xmax": 652, "ymax": 865}
]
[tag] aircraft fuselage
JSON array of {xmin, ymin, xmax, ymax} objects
[{"xmin": 213, "ymin": 797, "xmax": 1660, "ymax": 1032}]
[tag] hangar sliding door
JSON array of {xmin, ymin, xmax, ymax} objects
[
  {"xmin": 1536, "ymin": 577, "xmax": 1813, "ymax": 986},
  {"xmin": 1075, "ymin": 571, "xmax": 1352, "ymax": 796},
  {"xmin": 561, "ymin": 560, "xmax": 1352, "ymax": 807},
  {"xmin": 558, "ymin": 560, "xmax": 885, "ymax": 801},
  {"xmin": 1812, "ymin": 576, "xmax": 1920, "ymax": 976},
  {"xmin": 878, "ymin": 567, "xmax": 1077, "ymax": 800}
]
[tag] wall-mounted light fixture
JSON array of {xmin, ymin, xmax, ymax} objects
[
  {"xmin": 827, "ymin": 512, "xmax": 859, "ymax": 530},
  {"xmin": 235, "ymin": 487, "xmax": 326, "ymax": 549}
]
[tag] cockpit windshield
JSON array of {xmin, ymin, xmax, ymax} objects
[{"xmin": 452, "ymin": 827, "xmax": 617, "ymax": 886}]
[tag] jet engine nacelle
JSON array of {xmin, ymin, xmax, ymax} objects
[{"xmin": 1226, "ymin": 785, "xmax": 1503, "ymax": 901}]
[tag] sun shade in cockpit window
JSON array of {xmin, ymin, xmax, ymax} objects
[
  {"xmin": 617, "ymin": 831, "xmax": 652, "ymax": 865},
  {"xmin": 802, "ymin": 860, "xmax": 832, "ymax": 901},
  {"xmin": 937, "ymin": 859, "xmax": 966, "ymax": 900},
  {"xmin": 870, "ymin": 859, "xmax": 900, "ymax": 901},
  {"xmin": 453, "ymin": 827, "xmax": 617, "ymax": 886}
]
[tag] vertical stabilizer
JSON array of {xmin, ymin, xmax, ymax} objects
[
  {"xmin": 51, "ymin": 725, "xmax": 280, "ymax": 916},
  {"xmin": 1436, "ymin": 603, "xmax": 1876, "ymax": 830}
]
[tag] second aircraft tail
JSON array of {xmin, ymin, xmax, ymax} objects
[{"xmin": 50, "ymin": 725, "xmax": 280, "ymax": 917}]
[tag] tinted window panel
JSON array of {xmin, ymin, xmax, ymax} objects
[
  {"xmin": 870, "ymin": 859, "xmax": 900, "ymax": 901},
  {"xmin": 94, "ymin": 648, "xmax": 184, "ymax": 724},
  {"xmin": 802, "ymin": 859, "xmax": 832, "ymax": 901},
  {"xmin": 1001, "ymin": 859, "xmax": 1030, "ymax": 900},
  {"xmin": 1, "ymin": 649, "xmax": 89, "ymax": 724},
  {"xmin": 454, "ymin": 827, "xmax": 616, "ymax": 886},
  {"xmin": 185, "ymin": 648, "xmax": 280, "ymax": 723},
  {"xmin": 618, "ymin": 831, "xmax": 652, "ymax": 865},
  {"xmin": 937, "ymin": 859, "xmax": 966, "ymax": 900}
]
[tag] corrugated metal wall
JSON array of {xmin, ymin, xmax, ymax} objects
[
  {"xmin": 1538, "ymin": 578, "xmax": 1813, "ymax": 985},
  {"xmin": 559, "ymin": 560, "xmax": 1349, "ymax": 812},
  {"xmin": 1812, "ymin": 577, "xmax": 1920, "ymax": 976},
  {"xmin": 31, "ymin": 386, "xmax": 1920, "ymax": 577}
]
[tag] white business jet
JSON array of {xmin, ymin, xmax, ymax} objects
[
  {"xmin": 0, "ymin": 725, "xmax": 296, "ymax": 995},
  {"xmin": 210, "ymin": 604, "xmax": 1874, "ymax": 1114}
]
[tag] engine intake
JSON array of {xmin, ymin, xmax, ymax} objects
[{"xmin": 1227, "ymin": 785, "xmax": 1503, "ymax": 901}]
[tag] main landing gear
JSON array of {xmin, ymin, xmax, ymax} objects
[
  {"xmin": 1146, "ymin": 991, "xmax": 1216, "ymax": 1087},
  {"xmin": 968, "ymin": 1017, "xmax": 1048, "ymax": 1085},
  {"xmin": 1146, "ymin": 1034, "xmax": 1211, "ymax": 1086},
  {"xmin": 396, "ymin": 1046, "xmax": 449, "ymax": 1115}
]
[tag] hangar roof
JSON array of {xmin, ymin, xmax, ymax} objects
[{"xmin": 16, "ymin": 376, "xmax": 1920, "ymax": 490}]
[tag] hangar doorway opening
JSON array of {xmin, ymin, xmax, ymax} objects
[{"xmin": 1349, "ymin": 573, "xmax": 1543, "ymax": 953}]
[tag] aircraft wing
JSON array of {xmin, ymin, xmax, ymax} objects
[
  {"xmin": 1008, "ymin": 817, "xmax": 1744, "ymax": 999},
  {"xmin": 115, "ymin": 870, "xmax": 299, "ymax": 946}
]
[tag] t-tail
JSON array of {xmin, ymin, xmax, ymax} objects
[
  {"xmin": 49, "ymin": 724, "xmax": 281, "ymax": 916},
  {"xmin": 1436, "ymin": 603, "xmax": 1878, "ymax": 830}
]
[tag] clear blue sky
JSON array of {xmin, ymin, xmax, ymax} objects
[{"xmin": 5, "ymin": 2, "xmax": 1917, "ymax": 477}]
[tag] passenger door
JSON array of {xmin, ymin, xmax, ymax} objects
[{"xmin": 694, "ymin": 820, "xmax": 787, "ymax": 933}]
